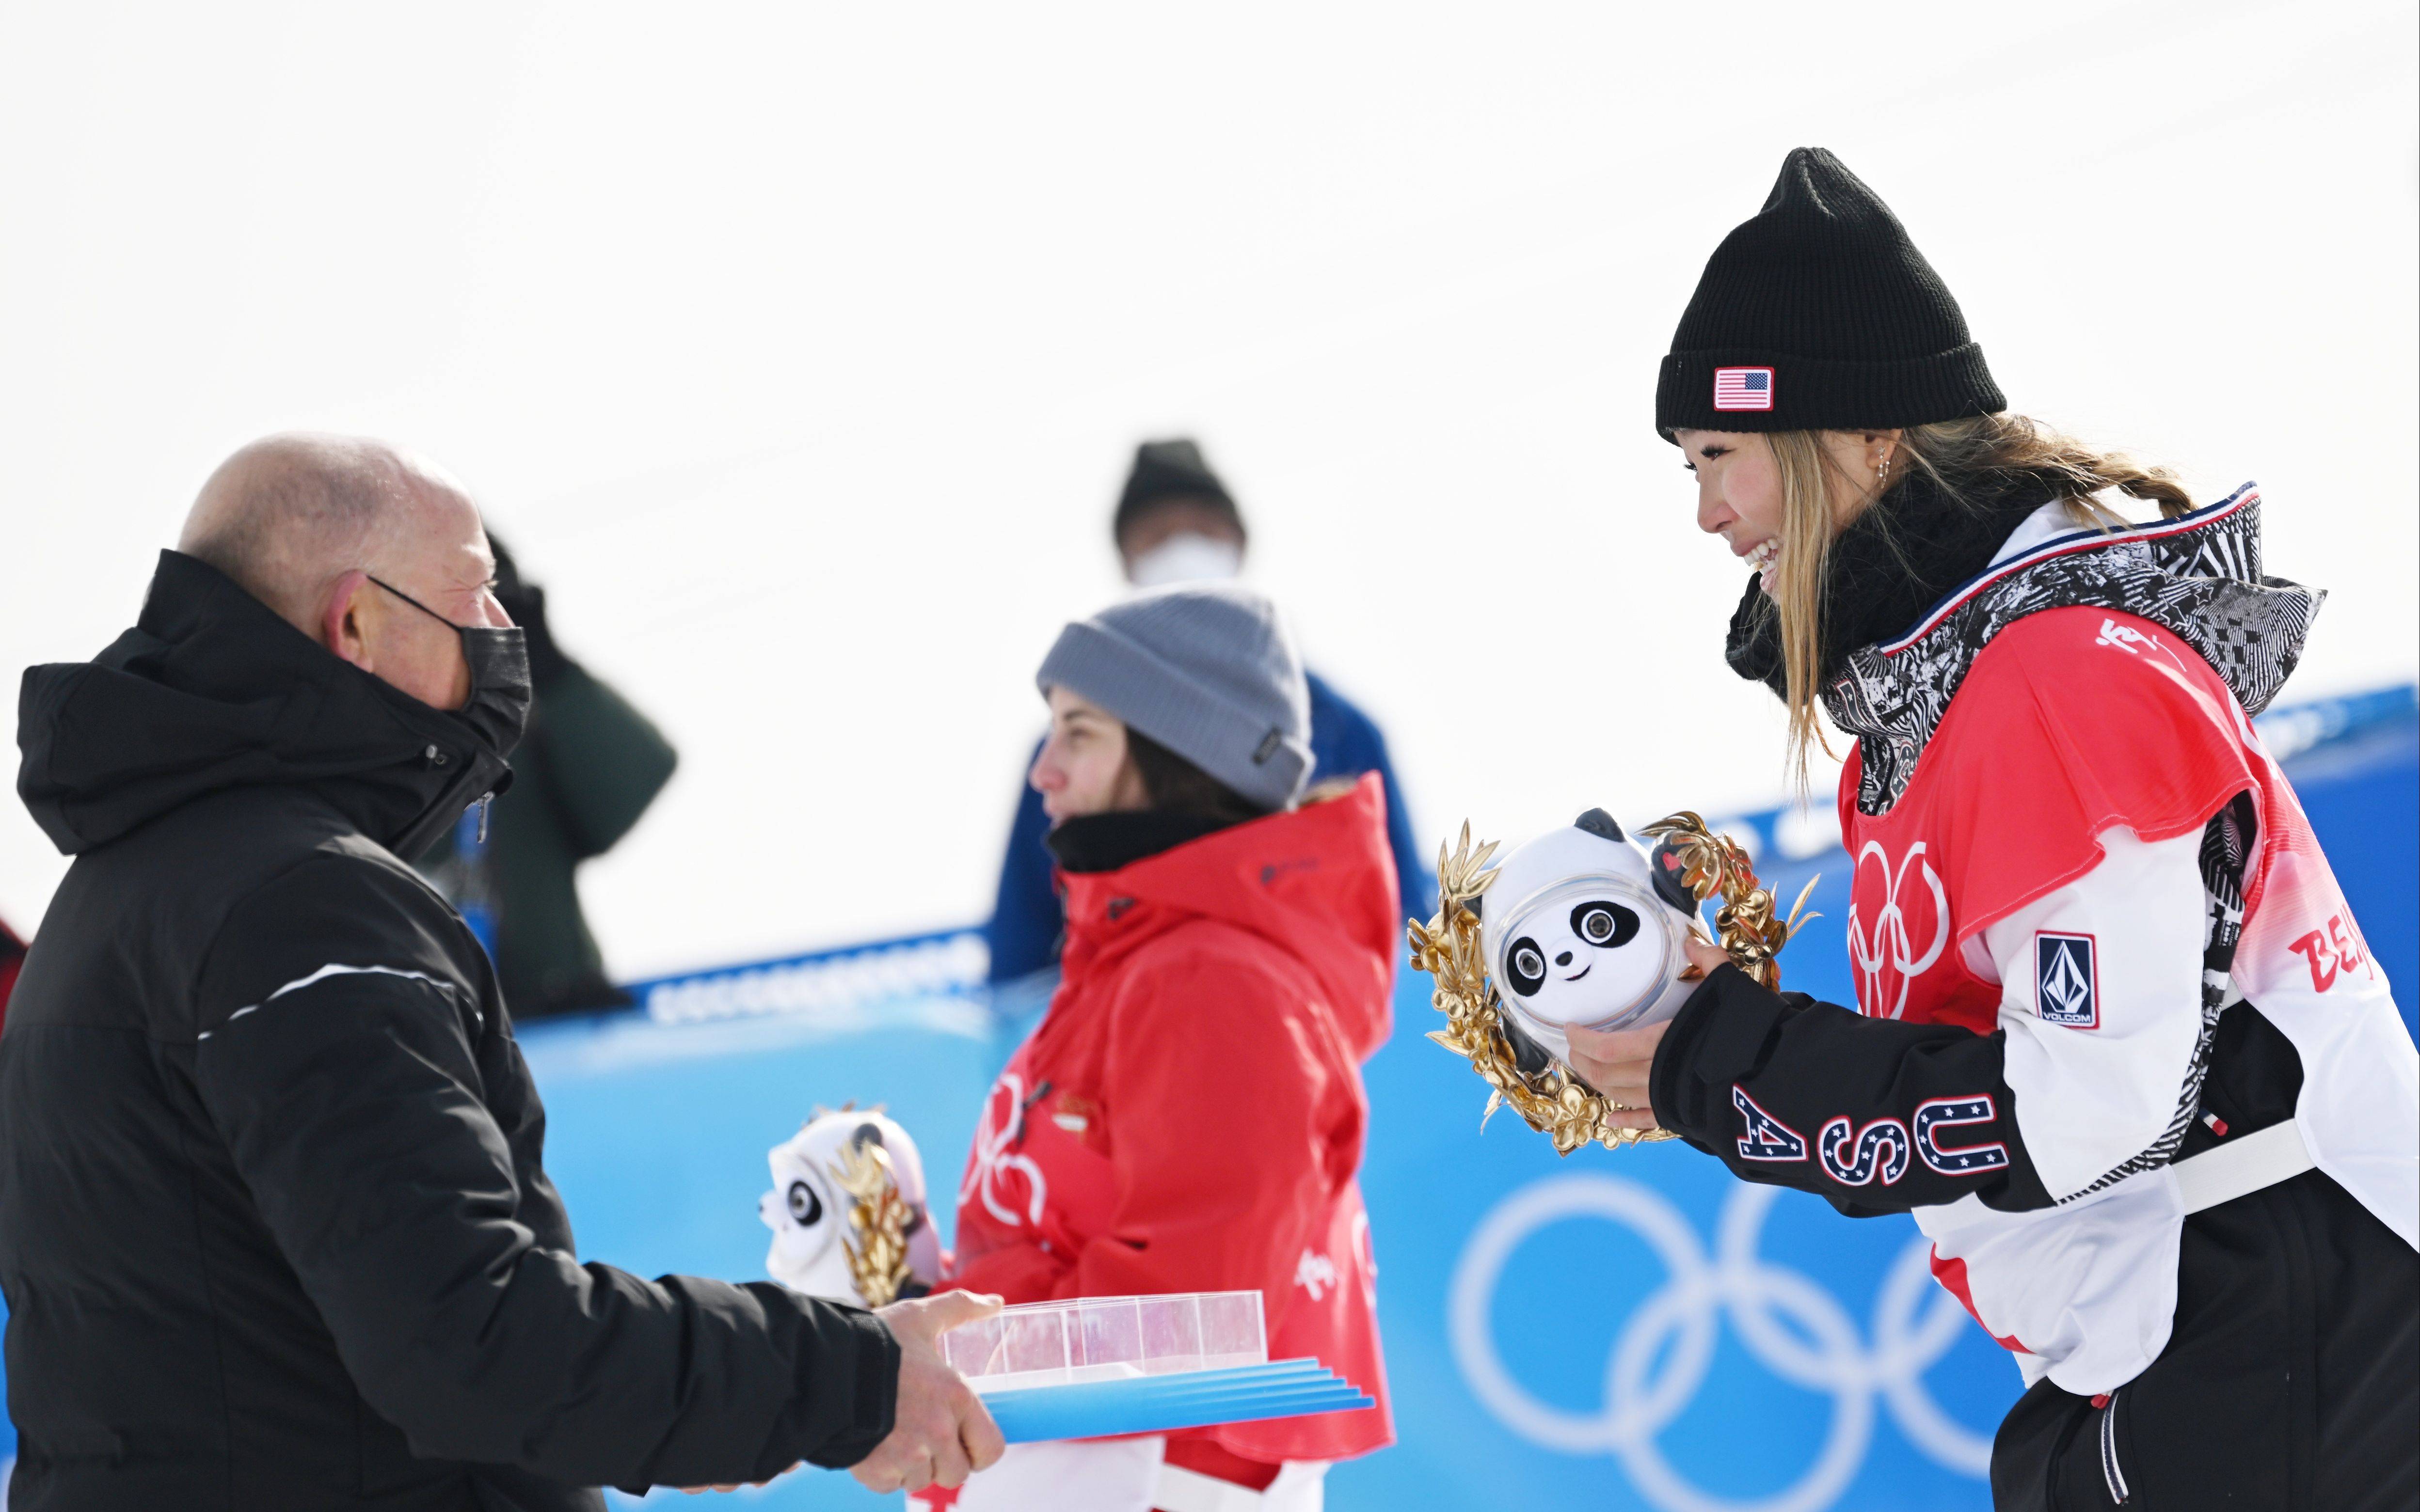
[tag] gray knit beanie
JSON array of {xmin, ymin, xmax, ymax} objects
[{"xmin": 1035, "ymin": 583, "xmax": 1312, "ymax": 811}]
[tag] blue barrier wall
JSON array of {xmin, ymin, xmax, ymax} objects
[{"xmin": 2, "ymin": 690, "xmax": 2409, "ymax": 1508}]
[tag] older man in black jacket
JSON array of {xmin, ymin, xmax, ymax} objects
[{"xmin": 2, "ymin": 435, "xmax": 1000, "ymax": 1510}]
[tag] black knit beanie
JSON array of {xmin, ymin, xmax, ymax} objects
[
  {"xmin": 1113, "ymin": 438, "xmax": 1244, "ymax": 546},
  {"xmin": 1656, "ymin": 148, "xmax": 2004, "ymax": 441}
]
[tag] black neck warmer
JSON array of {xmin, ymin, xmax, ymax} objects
[
  {"xmin": 1045, "ymin": 808, "xmax": 1242, "ymax": 875},
  {"xmin": 1723, "ymin": 469, "xmax": 2053, "ymax": 699}
]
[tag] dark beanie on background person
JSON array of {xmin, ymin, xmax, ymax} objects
[
  {"xmin": 1113, "ymin": 438, "xmax": 1245, "ymax": 545},
  {"xmin": 1656, "ymin": 147, "xmax": 2005, "ymax": 440}
]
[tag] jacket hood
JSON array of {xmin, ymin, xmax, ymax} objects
[
  {"xmin": 17, "ymin": 551, "xmax": 512, "ymax": 857},
  {"xmin": 1057, "ymin": 774, "xmax": 1401, "ymax": 1060},
  {"xmin": 1826, "ymin": 482, "xmax": 2321, "ymax": 814}
]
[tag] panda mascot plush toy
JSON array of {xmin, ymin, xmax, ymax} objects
[
  {"xmin": 760, "ymin": 1107, "xmax": 943, "ymax": 1307},
  {"xmin": 1477, "ymin": 808, "xmax": 1705, "ymax": 1072}
]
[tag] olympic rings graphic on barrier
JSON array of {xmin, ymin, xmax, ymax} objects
[{"xmin": 1449, "ymin": 1174, "xmax": 1992, "ymax": 1512}]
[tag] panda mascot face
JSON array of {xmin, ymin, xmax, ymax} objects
[
  {"xmin": 760, "ymin": 1108, "xmax": 942, "ymax": 1304},
  {"xmin": 1477, "ymin": 809, "xmax": 1703, "ymax": 1067}
]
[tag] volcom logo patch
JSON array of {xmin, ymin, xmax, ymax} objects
[
  {"xmin": 1732, "ymin": 1085, "xmax": 1807, "ymax": 1162},
  {"xmin": 2035, "ymin": 931, "xmax": 2099, "ymax": 1028}
]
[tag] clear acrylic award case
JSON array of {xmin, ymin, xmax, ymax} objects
[{"xmin": 942, "ymin": 1290, "xmax": 1267, "ymax": 1394}]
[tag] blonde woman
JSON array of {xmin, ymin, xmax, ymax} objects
[{"xmin": 1571, "ymin": 149, "xmax": 2416, "ymax": 1510}]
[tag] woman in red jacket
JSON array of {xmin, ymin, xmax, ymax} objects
[{"xmin": 932, "ymin": 582, "xmax": 1396, "ymax": 1512}]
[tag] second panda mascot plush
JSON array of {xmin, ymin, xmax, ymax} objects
[{"xmin": 760, "ymin": 1107, "xmax": 943, "ymax": 1306}]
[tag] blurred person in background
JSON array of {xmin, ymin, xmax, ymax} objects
[
  {"xmin": 416, "ymin": 535, "xmax": 677, "ymax": 1017},
  {"xmin": 1571, "ymin": 149, "xmax": 2417, "ymax": 1510},
  {"xmin": 982, "ymin": 440, "xmax": 1430, "ymax": 991},
  {"xmin": 932, "ymin": 583, "xmax": 1396, "ymax": 1512},
  {"xmin": 2, "ymin": 434, "xmax": 1000, "ymax": 1509}
]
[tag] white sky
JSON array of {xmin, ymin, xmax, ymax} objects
[{"xmin": 2, "ymin": 1, "xmax": 2413, "ymax": 977}]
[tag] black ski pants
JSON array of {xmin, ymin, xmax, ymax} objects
[{"xmin": 1990, "ymin": 1167, "xmax": 2418, "ymax": 1510}]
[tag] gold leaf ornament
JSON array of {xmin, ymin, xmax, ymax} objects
[
  {"xmin": 828, "ymin": 1141, "xmax": 915, "ymax": 1309},
  {"xmin": 1407, "ymin": 814, "xmax": 1816, "ymax": 1156},
  {"xmin": 1636, "ymin": 812, "xmax": 1819, "ymax": 994}
]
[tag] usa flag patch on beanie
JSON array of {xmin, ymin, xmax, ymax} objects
[{"xmin": 1713, "ymin": 366, "xmax": 1774, "ymax": 411}]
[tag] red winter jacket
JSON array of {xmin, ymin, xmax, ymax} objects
[{"xmin": 945, "ymin": 775, "xmax": 1398, "ymax": 1466}]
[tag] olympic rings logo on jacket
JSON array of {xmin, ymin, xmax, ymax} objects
[
  {"xmin": 1846, "ymin": 840, "xmax": 1951, "ymax": 1022},
  {"xmin": 960, "ymin": 1071, "xmax": 1048, "ymax": 1229}
]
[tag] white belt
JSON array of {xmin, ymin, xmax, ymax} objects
[{"xmin": 2174, "ymin": 1118, "xmax": 2316, "ymax": 1214}]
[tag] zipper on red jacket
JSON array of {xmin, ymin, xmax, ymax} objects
[{"xmin": 1013, "ymin": 1080, "xmax": 1051, "ymax": 1149}]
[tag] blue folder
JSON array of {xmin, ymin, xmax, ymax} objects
[{"xmin": 980, "ymin": 1358, "xmax": 1374, "ymax": 1444}]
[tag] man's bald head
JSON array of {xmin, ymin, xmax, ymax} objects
[
  {"xmin": 178, "ymin": 434, "xmax": 509, "ymax": 711},
  {"xmin": 179, "ymin": 434, "xmax": 475, "ymax": 632}
]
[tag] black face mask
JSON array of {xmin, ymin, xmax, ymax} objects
[{"xmin": 368, "ymin": 576, "xmax": 533, "ymax": 759}]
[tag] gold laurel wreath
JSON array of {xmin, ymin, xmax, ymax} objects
[
  {"xmin": 828, "ymin": 1138, "xmax": 915, "ymax": 1309},
  {"xmin": 1406, "ymin": 812, "xmax": 1818, "ymax": 1156},
  {"xmin": 1636, "ymin": 812, "xmax": 1818, "ymax": 993}
]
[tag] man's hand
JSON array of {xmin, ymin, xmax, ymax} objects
[
  {"xmin": 850, "ymin": 1290, "xmax": 1007, "ymax": 1496},
  {"xmin": 1565, "ymin": 937, "xmax": 1728, "ymax": 1130}
]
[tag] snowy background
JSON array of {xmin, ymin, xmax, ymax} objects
[{"xmin": 2, "ymin": 0, "xmax": 2413, "ymax": 977}]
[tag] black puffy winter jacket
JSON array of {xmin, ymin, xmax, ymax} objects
[{"xmin": 1, "ymin": 552, "xmax": 897, "ymax": 1511}]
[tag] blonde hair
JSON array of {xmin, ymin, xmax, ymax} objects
[{"xmin": 1755, "ymin": 413, "xmax": 2194, "ymax": 782}]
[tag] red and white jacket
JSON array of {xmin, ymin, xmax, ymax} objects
[
  {"xmin": 941, "ymin": 777, "xmax": 1398, "ymax": 1467},
  {"xmin": 1651, "ymin": 491, "xmax": 2418, "ymax": 1395}
]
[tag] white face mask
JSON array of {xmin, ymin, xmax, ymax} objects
[{"xmin": 1128, "ymin": 531, "xmax": 1244, "ymax": 588}]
